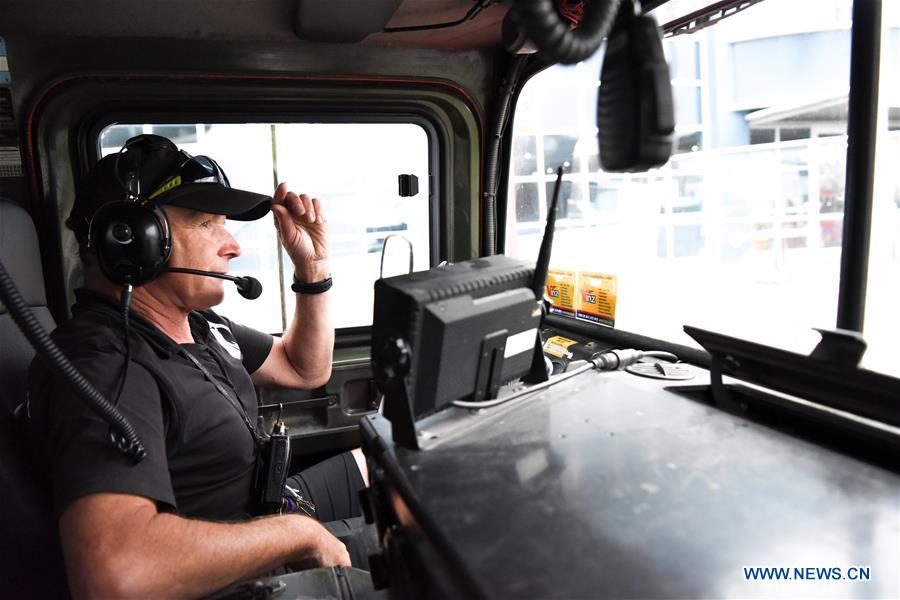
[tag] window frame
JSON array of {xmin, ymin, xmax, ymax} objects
[
  {"xmin": 94, "ymin": 116, "xmax": 439, "ymax": 334},
  {"xmin": 28, "ymin": 75, "xmax": 484, "ymax": 333},
  {"xmin": 89, "ymin": 113, "xmax": 443, "ymax": 267}
]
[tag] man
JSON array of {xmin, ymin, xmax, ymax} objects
[{"xmin": 28, "ymin": 135, "xmax": 369, "ymax": 598}]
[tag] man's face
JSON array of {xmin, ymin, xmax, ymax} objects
[{"xmin": 154, "ymin": 205, "xmax": 242, "ymax": 310}]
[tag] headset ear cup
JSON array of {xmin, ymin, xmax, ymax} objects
[
  {"xmin": 155, "ymin": 207, "xmax": 172, "ymax": 266},
  {"xmin": 90, "ymin": 202, "xmax": 171, "ymax": 285}
]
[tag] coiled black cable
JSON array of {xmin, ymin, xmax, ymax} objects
[
  {"xmin": 0, "ymin": 258, "xmax": 146, "ymax": 463},
  {"xmin": 484, "ymin": 55, "xmax": 528, "ymax": 255},
  {"xmin": 512, "ymin": 0, "xmax": 623, "ymax": 64}
]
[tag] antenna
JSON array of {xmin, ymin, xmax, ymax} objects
[{"xmin": 531, "ymin": 166, "xmax": 564, "ymax": 300}]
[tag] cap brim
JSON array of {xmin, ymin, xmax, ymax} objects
[{"xmin": 158, "ymin": 183, "xmax": 272, "ymax": 221}]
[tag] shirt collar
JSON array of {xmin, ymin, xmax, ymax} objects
[
  {"xmin": 73, "ymin": 288, "xmax": 183, "ymax": 357},
  {"xmin": 188, "ymin": 311, "xmax": 212, "ymax": 345}
]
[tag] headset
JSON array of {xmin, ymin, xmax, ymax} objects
[
  {"xmin": 86, "ymin": 134, "xmax": 175, "ymax": 286},
  {"xmin": 85, "ymin": 134, "xmax": 262, "ymax": 299}
]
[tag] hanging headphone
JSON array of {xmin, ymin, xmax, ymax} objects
[{"xmin": 86, "ymin": 135, "xmax": 174, "ymax": 286}]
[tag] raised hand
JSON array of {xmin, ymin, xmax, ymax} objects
[{"xmin": 271, "ymin": 182, "xmax": 330, "ymax": 282}]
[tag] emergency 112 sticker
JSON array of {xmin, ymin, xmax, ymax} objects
[
  {"xmin": 546, "ymin": 269, "xmax": 576, "ymax": 318},
  {"xmin": 576, "ymin": 271, "xmax": 617, "ymax": 327}
]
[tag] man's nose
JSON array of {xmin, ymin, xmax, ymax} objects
[{"xmin": 221, "ymin": 229, "xmax": 241, "ymax": 259}]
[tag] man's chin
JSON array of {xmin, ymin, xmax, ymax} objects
[{"xmin": 192, "ymin": 288, "xmax": 226, "ymax": 311}]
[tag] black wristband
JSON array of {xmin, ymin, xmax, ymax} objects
[{"xmin": 291, "ymin": 276, "xmax": 333, "ymax": 294}]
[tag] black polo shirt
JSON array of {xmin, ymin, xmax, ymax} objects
[{"xmin": 27, "ymin": 289, "xmax": 274, "ymax": 520}]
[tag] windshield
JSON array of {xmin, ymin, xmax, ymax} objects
[{"xmin": 506, "ymin": 0, "xmax": 900, "ymax": 377}]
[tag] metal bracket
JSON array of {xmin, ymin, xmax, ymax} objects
[{"xmin": 708, "ymin": 354, "xmax": 743, "ymax": 413}]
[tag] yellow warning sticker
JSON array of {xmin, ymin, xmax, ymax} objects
[
  {"xmin": 543, "ymin": 335, "xmax": 579, "ymax": 358},
  {"xmin": 576, "ymin": 271, "xmax": 617, "ymax": 327},
  {"xmin": 546, "ymin": 269, "xmax": 576, "ymax": 318}
]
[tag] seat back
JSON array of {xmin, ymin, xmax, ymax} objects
[
  {"xmin": 0, "ymin": 199, "xmax": 57, "ymax": 414},
  {"xmin": 0, "ymin": 198, "xmax": 70, "ymax": 598}
]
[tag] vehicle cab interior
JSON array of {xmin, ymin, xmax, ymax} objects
[{"xmin": 1, "ymin": 0, "xmax": 899, "ymax": 598}]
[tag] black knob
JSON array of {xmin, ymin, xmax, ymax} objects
[
  {"xmin": 111, "ymin": 222, "xmax": 133, "ymax": 244},
  {"xmin": 380, "ymin": 337, "xmax": 411, "ymax": 382}
]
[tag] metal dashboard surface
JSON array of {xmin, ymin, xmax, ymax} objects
[{"xmin": 370, "ymin": 369, "xmax": 900, "ymax": 598}]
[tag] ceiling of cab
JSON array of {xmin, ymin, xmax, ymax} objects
[{"xmin": 1, "ymin": 0, "xmax": 509, "ymax": 50}]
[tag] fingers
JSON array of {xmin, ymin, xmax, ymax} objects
[
  {"xmin": 285, "ymin": 193, "xmax": 321, "ymax": 224},
  {"xmin": 272, "ymin": 182, "xmax": 299, "ymax": 212},
  {"xmin": 272, "ymin": 183, "xmax": 325, "ymax": 225},
  {"xmin": 286, "ymin": 192, "xmax": 305, "ymax": 220},
  {"xmin": 319, "ymin": 527, "xmax": 351, "ymax": 567},
  {"xmin": 334, "ymin": 542, "xmax": 352, "ymax": 567},
  {"xmin": 271, "ymin": 203, "xmax": 288, "ymax": 222},
  {"xmin": 273, "ymin": 181, "xmax": 290, "ymax": 204},
  {"xmin": 288, "ymin": 518, "xmax": 351, "ymax": 570},
  {"xmin": 315, "ymin": 529, "xmax": 351, "ymax": 568},
  {"xmin": 311, "ymin": 196, "xmax": 326, "ymax": 224},
  {"xmin": 301, "ymin": 194, "xmax": 317, "ymax": 223},
  {"xmin": 270, "ymin": 204, "xmax": 288, "ymax": 237},
  {"xmin": 290, "ymin": 543, "xmax": 350, "ymax": 570}
]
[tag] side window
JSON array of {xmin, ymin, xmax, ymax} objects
[
  {"xmin": 100, "ymin": 122, "xmax": 431, "ymax": 332},
  {"xmin": 506, "ymin": 0, "xmax": 888, "ymax": 366},
  {"xmin": 864, "ymin": 1, "xmax": 900, "ymax": 376}
]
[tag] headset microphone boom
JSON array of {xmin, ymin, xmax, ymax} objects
[{"xmin": 163, "ymin": 267, "xmax": 263, "ymax": 300}]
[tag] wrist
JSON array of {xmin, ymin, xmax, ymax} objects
[
  {"xmin": 293, "ymin": 261, "xmax": 330, "ymax": 284},
  {"xmin": 289, "ymin": 512, "xmax": 318, "ymax": 534},
  {"xmin": 291, "ymin": 274, "xmax": 332, "ymax": 295}
]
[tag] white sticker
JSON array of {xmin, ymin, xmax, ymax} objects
[{"xmin": 504, "ymin": 328, "xmax": 538, "ymax": 358}]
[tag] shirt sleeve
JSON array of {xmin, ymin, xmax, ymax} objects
[
  {"xmin": 29, "ymin": 349, "xmax": 176, "ymax": 518},
  {"xmin": 204, "ymin": 310, "xmax": 274, "ymax": 375}
]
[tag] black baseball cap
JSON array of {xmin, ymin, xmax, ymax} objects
[{"xmin": 69, "ymin": 134, "xmax": 271, "ymax": 243}]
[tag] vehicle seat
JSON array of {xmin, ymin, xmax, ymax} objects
[{"xmin": 0, "ymin": 197, "xmax": 70, "ymax": 598}]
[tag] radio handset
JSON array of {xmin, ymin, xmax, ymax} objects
[{"xmin": 256, "ymin": 406, "xmax": 291, "ymax": 513}]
